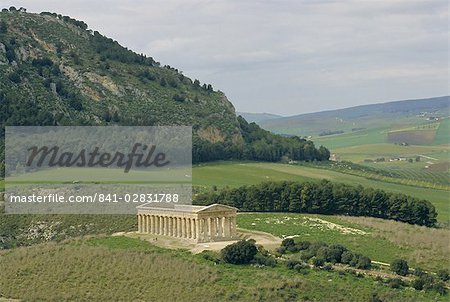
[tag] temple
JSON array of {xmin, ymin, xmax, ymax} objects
[{"xmin": 136, "ymin": 204, "xmax": 238, "ymax": 243}]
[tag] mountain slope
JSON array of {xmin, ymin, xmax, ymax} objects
[
  {"xmin": 0, "ymin": 10, "xmax": 243, "ymax": 144},
  {"xmin": 0, "ymin": 9, "xmax": 329, "ymax": 172}
]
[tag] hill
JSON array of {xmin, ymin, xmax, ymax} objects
[
  {"xmin": 0, "ymin": 10, "xmax": 242, "ymax": 141},
  {"xmin": 260, "ymin": 96, "xmax": 449, "ymax": 145},
  {"xmin": 237, "ymin": 112, "xmax": 283, "ymax": 123},
  {"xmin": 0, "ymin": 9, "xmax": 329, "ymax": 169}
]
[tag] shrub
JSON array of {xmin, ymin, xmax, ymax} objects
[
  {"xmin": 341, "ymin": 251, "xmax": 354, "ymax": 264},
  {"xmin": 437, "ymin": 269, "xmax": 449, "ymax": 282},
  {"xmin": 294, "ymin": 264, "xmax": 309, "ymax": 274},
  {"xmin": 387, "ymin": 278, "xmax": 404, "ymax": 289},
  {"xmin": 221, "ymin": 240, "xmax": 257, "ymax": 265},
  {"xmin": 297, "ymin": 241, "xmax": 311, "ymax": 250},
  {"xmin": 322, "ymin": 264, "xmax": 333, "ymax": 271},
  {"xmin": 276, "ymin": 246, "xmax": 287, "ymax": 254},
  {"xmin": 253, "ymin": 253, "xmax": 276, "ymax": 267},
  {"xmin": 300, "ymin": 250, "xmax": 315, "ymax": 261},
  {"xmin": 432, "ymin": 281, "xmax": 447, "ymax": 296},
  {"xmin": 355, "ymin": 255, "xmax": 371, "ymax": 270},
  {"xmin": 312, "ymin": 257, "xmax": 325, "ymax": 267},
  {"xmin": 286, "ymin": 259, "xmax": 302, "ymax": 270},
  {"xmin": 8, "ymin": 72, "xmax": 21, "ymax": 83},
  {"xmin": 412, "ymin": 277, "xmax": 425, "ymax": 290},
  {"xmin": 390, "ymin": 259, "xmax": 409, "ymax": 276},
  {"xmin": 281, "ymin": 238, "xmax": 295, "ymax": 248},
  {"xmin": 327, "ymin": 244, "xmax": 347, "ymax": 263}
]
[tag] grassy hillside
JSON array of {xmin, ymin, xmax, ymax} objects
[
  {"xmin": 0, "ymin": 235, "xmax": 445, "ymax": 301},
  {"xmin": 260, "ymin": 96, "xmax": 449, "ymax": 142},
  {"xmin": 238, "ymin": 213, "xmax": 448, "ymax": 272}
]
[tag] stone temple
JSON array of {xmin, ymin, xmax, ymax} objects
[{"xmin": 136, "ymin": 204, "xmax": 238, "ymax": 243}]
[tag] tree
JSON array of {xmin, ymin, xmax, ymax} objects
[
  {"xmin": 391, "ymin": 259, "xmax": 409, "ymax": 276},
  {"xmin": 356, "ymin": 255, "xmax": 371, "ymax": 269},
  {"xmin": 0, "ymin": 20, "xmax": 7, "ymax": 34},
  {"xmin": 221, "ymin": 240, "xmax": 257, "ymax": 264},
  {"xmin": 341, "ymin": 251, "xmax": 354, "ymax": 264}
]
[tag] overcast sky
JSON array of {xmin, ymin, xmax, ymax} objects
[{"xmin": 2, "ymin": 0, "xmax": 449, "ymax": 115}]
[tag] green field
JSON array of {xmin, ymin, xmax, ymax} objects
[
  {"xmin": 0, "ymin": 235, "xmax": 445, "ymax": 301},
  {"xmin": 192, "ymin": 162, "xmax": 449, "ymax": 223},
  {"xmin": 237, "ymin": 213, "xmax": 448, "ymax": 271}
]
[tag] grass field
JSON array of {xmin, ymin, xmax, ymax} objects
[
  {"xmin": 192, "ymin": 162, "xmax": 449, "ymax": 223},
  {"xmin": 237, "ymin": 213, "xmax": 448, "ymax": 272},
  {"xmin": 0, "ymin": 236, "xmax": 445, "ymax": 301}
]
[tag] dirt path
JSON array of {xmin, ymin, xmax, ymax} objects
[{"xmin": 119, "ymin": 228, "xmax": 283, "ymax": 254}]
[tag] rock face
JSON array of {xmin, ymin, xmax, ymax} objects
[{"xmin": 0, "ymin": 10, "xmax": 243, "ymax": 146}]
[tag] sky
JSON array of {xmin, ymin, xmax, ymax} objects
[{"xmin": 2, "ymin": 0, "xmax": 449, "ymax": 115}]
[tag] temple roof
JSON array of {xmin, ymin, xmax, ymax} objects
[{"xmin": 136, "ymin": 203, "xmax": 238, "ymax": 213}]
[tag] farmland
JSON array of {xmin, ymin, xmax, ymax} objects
[{"xmin": 192, "ymin": 161, "xmax": 449, "ymax": 223}]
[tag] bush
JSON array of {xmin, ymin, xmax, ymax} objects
[
  {"xmin": 432, "ymin": 281, "xmax": 447, "ymax": 296},
  {"xmin": 281, "ymin": 238, "xmax": 295, "ymax": 248},
  {"xmin": 355, "ymin": 255, "xmax": 371, "ymax": 270},
  {"xmin": 390, "ymin": 259, "xmax": 409, "ymax": 276},
  {"xmin": 8, "ymin": 72, "xmax": 21, "ymax": 83},
  {"xmin": 387, "ymin": 278, "xmax": 404, "ymax": 289},
  {"xmin": 322, "ymin": 264, "xmax": 333, "ymax": 271},
  {"xmin": 327, "ymin": 244, "xmax": 347, "ymax": 263},
  {"xmin": 294, "ymin": 263, "xmax": 309, "ymax": 274},
  {"xmin": 276, "ymin": 246, "xmax": 287, "ymax": 254},
  {"xmin": 286, "ymin": 259, "xmax": 302, "ymax": 270},
  {"xmin": 312, "ymin": 257, "xmax": 325, "ymax": 267},
  {"xmin": 253, "ymin": 253, "xmax": 276, "ymax": 267},
  {"xmin": 297, "ymin": 241, "xmax": 311, "ymax": 250},
  {"xmin": 412, "ymin": 277, "xmax": 425, "ymax": 290},
  {"xmin": 341, "ymin": 251, "xmax": 354, "ymax": 264},
  {"xmin": 221, "ymin": 240, "xmax": 257, "ymax": 265},
  {"xmin": 437, "ymin": 269, "xmax": 449, "ymax": 282}
]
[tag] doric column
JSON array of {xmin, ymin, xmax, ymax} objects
[
  {"xmin": 200, "ymin": 218, "xmax": 205, "ymax": 241},
  {"xmin": 137, "ymin": 214, "xmax": 141, "ymax": 233},
  {"xmin": 231, "ymin": 216, "xmax": 237, "ymax": 237},
  {"xmin": 191, "ymin": 218, "xmax": 196, "ymax": 239},
  {"xmin": 195, "ymin": 218, "xmax": 199, "ymax": 241},
  {"xmin": 159, "ymin": 215, "xmax": 163, "ymax": 235},
  {"xmin": 187, "ymin": 218, "xmax": 191, "ymax": 239},
  {"xmin": 150, "ymin": 215, "xmax": 154, "ymax": 234},
  {"xmin": 144, "ymin": 215, "xmax": 148, "ymax": 233},
  {"xmin": 181, "ymin": 217, "xmax": 185, "ymax": 238},
  {"xmin": 223, "ymin": 217, "xmax": 230, "ymax": 238},
  {"xmin": 211, "ymin": 217, "xmax": 216, "ymax": 240},
  {"xmin": 164, "ymin": 216, "xmax": 169, "ymax": 236},
  {"xmin": 217, "ymin": 217, "xmax": 223, "ymax": 238}
]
